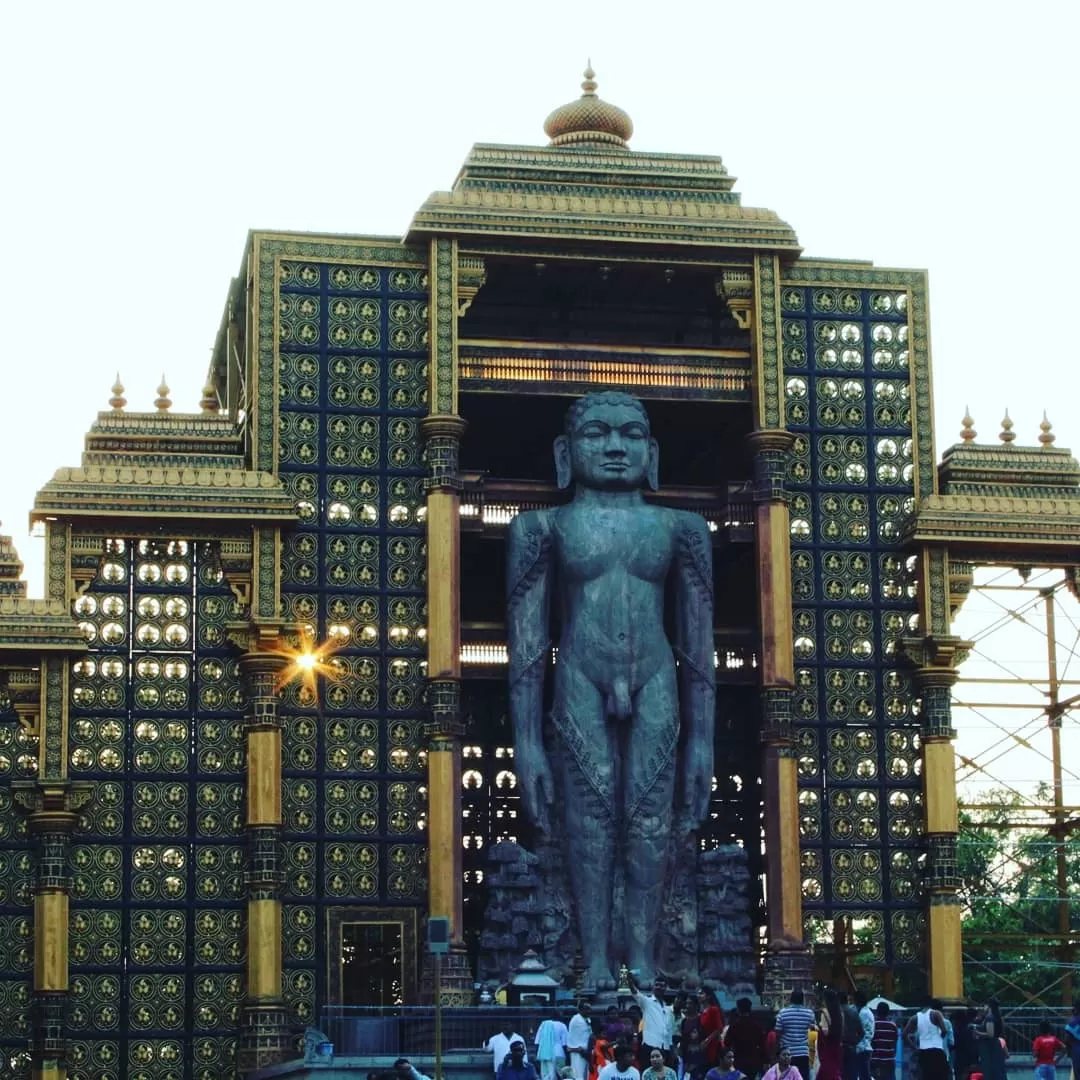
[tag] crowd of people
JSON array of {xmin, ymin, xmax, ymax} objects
[{"xmin": 466, "ymin": 991, "xmax": 1080, "ymax": 1080}]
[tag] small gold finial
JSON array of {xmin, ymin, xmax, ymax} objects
[
  {"xmin": 1038, "ymin": 410, "xmax": 1055, "ymax": 447},
  {"xmin": 582, "ymin": 61, "xmax": 597, "ymax": 95},
  {"xmin": 999, "ymin": 410, "xmax": 1015, "ymax": 444},
  {"xmin": 108, "ymin": 373, "xmax": 126, "ymax": 412},
  {"xmin": 199, "ymin": 375, "xmax": 220, "ymax": 415},
  {"xmin": 154, "ymin": 375, "xmax": 172, "ymax": 414},
  {"xmin": 960, "ymin": 406, "xmax": 976, "ymax": 442}
]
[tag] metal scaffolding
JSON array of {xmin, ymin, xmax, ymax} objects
[{"xmin": 951, "ymin": 566, "xmax": 1080, "ymax": 1004}]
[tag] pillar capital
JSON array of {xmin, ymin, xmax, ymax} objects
[
  {"xmin": 422, "ymin": 413, "xmax": 468, "ymax": 492},
  {"xmin": 746, "ymin": 428, "xmax": 797, "ymax": 456},
  {"xmin": 14, "ymin": 780, "xmax": 92, "ymax": 816},
  {"xmin": 237, "ymin": 650, "xmax": 290, "ymax": 679},
  {"xmin": 746, "ymin": 428, "xmax": 795, "ymax": 503},
  {"xmin": 902, "ymin": 634, "xmax": 972, "ymax": 674}
]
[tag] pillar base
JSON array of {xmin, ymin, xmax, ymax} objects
[
  {"xmin": 421, "ymin": 946, "xmax": 474, "ymax": 1006},
  {"xmin": 238, "ymin": 1000, "xmax": 293, "ymax": 1075},
  {"xmin": 761, "ymin": 938, "xmax": 813, "ymax": 1009}
]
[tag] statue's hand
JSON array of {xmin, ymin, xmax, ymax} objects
[
  {"xmin": 516, "ymin": 742, "xmax": 555, "ymax": 833},
  {"xmin": 681, "ymin": 745, "xmax": 713, "ymax": 829}
]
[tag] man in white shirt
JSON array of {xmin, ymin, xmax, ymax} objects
[
  {"xmin": 598, "ymin": 1044, "xmax": 641, "ymax": 1080},
  {"xmin": 485, "ymin": 1023, "xmax": 529, "ymax": 1075},
  {"xmin": 627, "ymin": 972, "xmax": 674, "ymax": 1065},
  {"xmin": 567, "ymin": 1001, "xmax": 593, "ymax": 1080}
]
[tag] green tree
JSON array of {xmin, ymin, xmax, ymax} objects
[{"xmin": 958, "ymin": 786, "xmax": 1080, "ymax": 1005}]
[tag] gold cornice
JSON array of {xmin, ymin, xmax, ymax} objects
[
  {"xmin": 410, "ymin": 190, "xmax": 801, "ymax": 251},
  {"xmin": 249, "ymin": 231, "xmax": 426, "ymax": 261},
  {"xmin": 0, "ymin": 598, "xmax": 88, "ymax": 653},
  {"xmin": 907, "ymin": 493, "xmax": 1080, "ymax": 549},
  {"xmin": 32, "ymin": 466, "xmax": 298, "ymax": 524}
]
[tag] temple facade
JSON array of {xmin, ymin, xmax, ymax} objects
[{"xmin": 1, "ymin": 69, "xmax": 1078, "ymax": 1080}]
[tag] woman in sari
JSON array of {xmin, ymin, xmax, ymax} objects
[
  {"xmin": 699, "ymin": 990, "xmax": 726, "ymax": 1071},
  {"xmin": 816, "ymin": 989, "xmax": 843, "ymax": 1080}
]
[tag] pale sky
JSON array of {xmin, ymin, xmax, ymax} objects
[{"xmin": 2, "ymin": 2, "xmax": 1077, "ymax": 795}]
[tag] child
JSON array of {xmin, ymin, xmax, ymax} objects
[{"xmin": 1032, "ymin": 1020, "xmax": 1066, "ymax": 1080}]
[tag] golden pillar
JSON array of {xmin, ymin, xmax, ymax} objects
[
  {"xmin": 12, "ymin": 783, "xmax": 89, "ymax": 1080},
  {"xmin": 909, "ymin": 636, "xmax": 968, "ymax": 1001},
  {"xmin": 747, "ymin": 428, "xmax": 811, "ymax": 999},
  {"xmin": 421, "ymin": 412, "xmax": 472, "ymax": 1003},
  {"xmin": 238, "ymin": 651, "xmax": 290, "ymax": 1072}
]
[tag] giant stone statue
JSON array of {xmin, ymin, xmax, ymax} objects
[{"xmin": 507, "ymin": 391, "xmax": 716, "ymax": 990}]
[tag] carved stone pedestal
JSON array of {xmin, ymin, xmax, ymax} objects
[
  {"xmin": 238, "ymin": 1001, "xmax": 292, "ymax": 1075},
  {"xmin": 421, "ymin": 947, "xmax": 474, "ymax": 1006},
  {"xmin": 760, "ymin": 939, "xmax": 813, "ymax": 1009}
]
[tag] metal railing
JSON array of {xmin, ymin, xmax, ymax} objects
[
  {"xmin": 318, "ymin": 1004, "xmax": 1080, "ymax": 1061},
  {"xmin": 994, "ymin": 1005, "xmax": 1078, "ymax": 1054},
  {"xmin": 319, "ymin": 1006, "xmax": 554, "ymax": 1058}
]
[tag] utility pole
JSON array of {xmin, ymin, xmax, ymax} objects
[{"xmin": 1042, "ymin": 586, "xmax": 1073, "ymax": 1005}]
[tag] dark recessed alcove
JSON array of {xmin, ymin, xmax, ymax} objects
[
  {"xmin": 459, "ymin": 391, "xmax": 754, "ymax": 490},
  {"xmin": 459, "ymin": 257, "xmax": 748, "ymax": 349}
]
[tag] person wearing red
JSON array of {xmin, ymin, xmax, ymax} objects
[
  {"xmin": 699, "ymin": 990, "xmax": 726, "ymax": 1068},
  {"xmin": 1031, "ymin": 1020, "xmax": 1066, "ymax": 1080}
]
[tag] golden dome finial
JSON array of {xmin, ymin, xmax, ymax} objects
[
  {"xmin": 108, "ymin": 373, "xmax": 126, "ymax": 412},
  {"xmin": 155, "ymin": 375, "xmax": 172, "ymax": 414},
  {"xmin": 999, "ymin": 409, "xmax": 1015, "ymax": 444},
  {"xmin": 200, "ymin": 374, "xmax": 220, "ymax": 415},
  {"xmin": 960, "ymin": 406, "xmax": 976, "ymax": 442},
  {"xmin": 1039, "ymin": 410, "xmax": 1055, "ymax": 447},
  {"xmin": 544, "ymin": 63, "xmax": 633, "ymax": 150}
]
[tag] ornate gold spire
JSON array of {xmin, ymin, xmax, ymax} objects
[
  {"xmin": 543, "ymin": 63, "xmax": 633, "ymax": 150},
  {"xmin": 960, "ymin": 406, "xmax": 976, "ymax": 442},
  {"xmin": 154, "ymin": 375, "xmax": 172, "ymax": 414},
  {"xmin": 1039, "ymin": 410, "xmax": 1055, "ymax": 447},
  {"xmin": 999, "ymin": 410, "xmax": 1015, "ymax": 444},
  {"xmin": 108, "ymin": 373, "xmax": 126, "ymax": 412}
]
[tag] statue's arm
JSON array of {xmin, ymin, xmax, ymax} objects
[
  {"xmin": 506, "ymin": 510, "xmax": 555, "ymax": 827},
  {"xmin": 673, "ymin": 511, "xmax": 717, "ymax": 823},
  {"xmin": 506, "ymin": 509, "xmax": 553, "ymax": 720}
]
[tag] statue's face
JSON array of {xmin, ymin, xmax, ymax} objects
[{"xmin": 567, "ymin": 400, "xmax": 651, "ymax": 490}]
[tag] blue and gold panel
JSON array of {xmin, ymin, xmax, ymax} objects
[
  {"xmin": 67, "ymin": 537, "xmax": 243, "ymax": 1080},
  {"xmin": 781, "ymin": 272, "xmax": 927, "ymax": 969},
  {"xmin": 0, "ymin": 704, "xmax": 34, "ymax": 1080},
  {"xmin": 275, "ymin": 251, "xmax": 429, "ymax": 1016}
]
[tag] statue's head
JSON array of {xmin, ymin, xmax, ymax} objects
[{"xmin": 554, "ymin": 391, "xmax": 659, "ymax": 492}]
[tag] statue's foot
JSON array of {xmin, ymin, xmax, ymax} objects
[{"xmin": 583, "ymin": 963, "xmax": 617, "ymax": 993}]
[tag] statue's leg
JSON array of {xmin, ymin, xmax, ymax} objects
[
  {"xmin": 622, "ymin": 663, "xmax": 679, "ymax": 979},
  {"xmin": 553, "ymin": 661, "xmax": 617, "ymax": 990}
]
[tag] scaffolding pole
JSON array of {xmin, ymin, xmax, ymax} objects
[{"xmin": 1041, "ymin": 586, "xmax": 1073, "ymax": 1004}]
